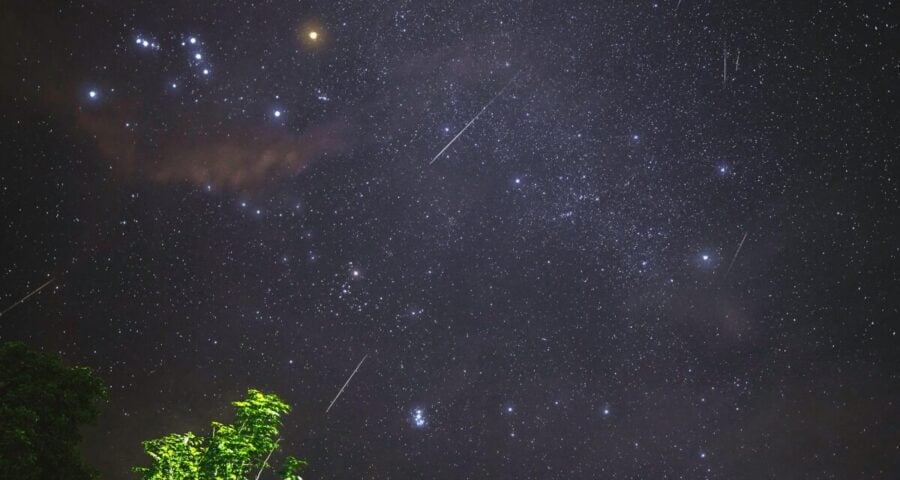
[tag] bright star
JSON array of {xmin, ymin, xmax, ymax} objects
[
  {"xmin": 88, "ymin": 90, "xmax": 97, "ymax": 99},
  {"xmin": 195, "ymin": 53, "xmax": 202, "ymax": 60},
  {"xmin": 273, "ymin": 110, "xmax": 282, "ymax": 118},
  {"xmin": 308, "ymin": 31, "xmax": 318, "ymax": 40},
  {"xmin": 189, "ymin": 36, "xmax": 197, "ymax": 44},
  {"xmin": 202, "ymin": 69, "xmax": 209, "ymax": 75}
]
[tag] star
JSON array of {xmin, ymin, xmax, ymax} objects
[
  {"xmin": 88, "ymin": 90, "xmax": 97, "ymax": 99},
  {"xmin": 308, "ymin": 31, "xmax": 319, "ymax": 40},
  {"xmin": 273, "ymin": 110, "xmax": 282, "ymax": 118}
]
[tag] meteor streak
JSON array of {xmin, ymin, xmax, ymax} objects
[
  {"xmin": 0, "ymin": 277, "xmax": 55, "ymax": 318},
  {"xmin": 429, "ymin": 69, "xmax": 524, "ymax": 165},
  {"xmin": 325, "ymin": 354, "xmax": 369, "ymax": 413},
  {"xmin": 724, "ymin": 232, "xmax": 748, "ymax": 276}
]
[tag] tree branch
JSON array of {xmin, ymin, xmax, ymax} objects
[{"xmin": 254, "ymin": 439, "xmax": 281, "ymax": 480}]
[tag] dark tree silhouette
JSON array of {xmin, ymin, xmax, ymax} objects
[{"xmin": 0, "ymin": 341, "xmax": 107, "ymax": 480}]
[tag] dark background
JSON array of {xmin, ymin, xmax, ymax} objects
[{"xmin": 1, "ymin": 0, "xmax": 897, "ymax": 478}]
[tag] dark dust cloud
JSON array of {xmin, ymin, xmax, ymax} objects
[{"xmin": 1, "ymin": 0, "xmax": 898, "ymax": 478}]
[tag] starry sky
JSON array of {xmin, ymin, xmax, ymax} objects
[{"xmin": 1, "ymin": 0, "xmax": 898, "ymax": 478}]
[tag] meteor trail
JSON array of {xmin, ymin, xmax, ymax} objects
[
  {"xmin": 724, "ymin": 232, "xmax": 749, "ymax": 276},
  {"xmin": 429, "ymin": 69, "xmax": 524, "ymax": 165},
  {"xmin": 325, "ymin": 354, "xmax": 368, "ymax": 413},
  {"xmin": 0, "ymin": 277, "xmax": 55, "ymax": 318},
  {"xmin": 722, "ymin": 43, "xmax": 728, "ymax": 88}
]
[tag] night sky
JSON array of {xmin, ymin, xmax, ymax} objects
[{"xmin": 1, "ymin": 1, "xmax": 898, "ymax": 478}]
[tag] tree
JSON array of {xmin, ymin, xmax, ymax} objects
[
  {"xmin": 134, "ymin": 389, "xmax": 308, "ymax": 480},
  {"xmin": 0, "ymin": 341, "xmax": 108, "ymax": 480}
]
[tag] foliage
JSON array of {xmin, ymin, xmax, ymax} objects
[
  {"xmin": 277, "ymin": 456, "xmax": 309, "ymax": 480},
  {"xmin": 134, "ymin": 389, "xmax": 308, "ymax": 480},
  {"xmin": 0, "ymin": 341, "xmax": 108, "ymax": 480}
]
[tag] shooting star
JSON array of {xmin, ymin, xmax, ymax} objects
[
  {"xmin": 325, "ymin": 354, "xmax": 369, "ymax": 413},
  {"xmin": 0, "ymin": 277, "xmax": 55, "ymax": 317},
  {"xmin": 724, "ymin": 232, "xmax": 749, "ymax": 276},
  {"xmin": 429, "ymin": 69, "xmax": 524, "ymax": 165},
  {"xmin": 722, "ymin": 43, "xmax": 728, "ymax": 88}
]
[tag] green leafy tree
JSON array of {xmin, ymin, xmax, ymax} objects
[
  {"xmin": 135, "ymin": 389, "xmax": 308, "ymax": 480},
  {"xmin": 0, "ymin": 341, "xmax": 108, "ymax": 480}
]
